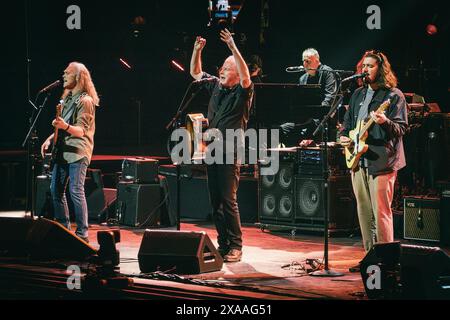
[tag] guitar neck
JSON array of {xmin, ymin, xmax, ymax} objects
[
  {"xmin": 53, "ymin": 103, "xmax": 62, "ymax": 145},
  {"xmin": 360, "ymin": 117, "xmax": 375, "ymax": 136},
  {"xmin": 359, "ymin": 99, "xmax": 390, "ymax": 136},
  {"xmin": 53, "ymin": 127, "xmax": 59, "ymax": 144}
]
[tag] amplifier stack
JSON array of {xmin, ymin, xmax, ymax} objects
[
  {"xmin": 116, "ymin": 158, "xmax": 164, "ymax": 227},
  {"xmin": 258, "ymin": 145, "xmax": 357, "ymax": 232}
]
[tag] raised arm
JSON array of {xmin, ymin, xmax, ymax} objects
[
  {"xmin": 220, "ymin": 29, "xmax": 252, "ymax": 89},
  {"xmin": 190, "ymin": 36, "xmax": 206, "ymax": 80}
]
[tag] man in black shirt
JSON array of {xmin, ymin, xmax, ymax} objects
[{"xmin": 190, "ymin": 29, "xmax": 253, "ymax": 263}]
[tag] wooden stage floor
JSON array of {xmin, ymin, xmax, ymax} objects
[{"xmin": 1, "ymin": 211, "xmax": 369, "ymax": 300}]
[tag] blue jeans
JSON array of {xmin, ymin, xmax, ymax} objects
[{"xmin": 50, "ymin": 159, "xmax": 89, "ymax": 238}]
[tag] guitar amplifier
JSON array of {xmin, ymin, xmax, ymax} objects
[
  {"xmin": 116, "ymin": 182, "xmax": 162, "ymax": 227},
  {"xmin": 121, "ymin": 158, "xmax": 159, "ymax": 184},
  {"xmin": 297, "ymin": 146, "xmax": 346, "ymax": 176},
  {"xmin": 440, "ymin": 191, "xmax": 450, "ymax": 246},
  {"xmin": 404, "ymin": 196, "xmax": 440, "ymax": 242}
]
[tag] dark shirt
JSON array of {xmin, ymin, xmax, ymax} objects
[
  {"xmin": 202, "ymin": 72, "xmax": 254, "ymax": 135},
  {"xmin": 299, "ymin": 64, "xmax": 336, "ymax": 106},
  {"xmin": 339, "ymin": 86, "xmax": 408, "ymax": 176}
]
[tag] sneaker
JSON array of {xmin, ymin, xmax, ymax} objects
[
  {"xmin": 349, "ymin": 264, "xmax": 360, "ymax": 273},
  {"xmin": 224, "ymin": 249, "xmax": 242, "ymax": 263}
]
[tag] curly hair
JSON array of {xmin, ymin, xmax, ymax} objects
[
  {"xmin": 62, "ymin": 62, "xmax": 100, "ymax": 106},
  {"xmin": 356, "ymin": 50, "xmax": 398, "ymax": 89}
]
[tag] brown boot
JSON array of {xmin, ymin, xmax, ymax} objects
[{"xmin": 224, "ymin": 249, "xmax": 242, "ymax": 263}]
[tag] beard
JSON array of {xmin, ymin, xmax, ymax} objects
[{"xmin": 363, "ymin": 75, "xmax": 376, "ymax": 85}]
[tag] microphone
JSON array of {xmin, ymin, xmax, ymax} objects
[
  {"xmin": 193, "ymin": 77, "xmax": 216, "ymax": 85},
  {"xmin": 285, "ymin": 66, "xmax": 305, "ymax": 72},
  {"xmin": 38, "ymin": 80, "xmax": 61, "ymax": 93},
  {"xmin": 341, "ymin": 72, "xmax": 368, "ymax": 83}
]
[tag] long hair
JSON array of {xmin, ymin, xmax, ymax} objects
[
  {"xmin": 356, "ymin": 50, "xmax": 398, "ymax": 89},
  {"xmin": 62, "ymin": 62, "xmax": 100, "ymax": 106}
]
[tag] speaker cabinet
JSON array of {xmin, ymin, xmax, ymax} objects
[
  {"xmin": 441, "ymin": 191, "xmax": 450, "ymax": 246},
  {"xmin": 35, "ymin": 169, "xmax": 107, "ymax": 221},
  {"xmin": 294, "ymin": 175, "xmax": 356, "ymax": 231},
  {"xmin": 85, "ymin": 169, "xmax": 106, "ymax": 220},
  {"xmin": 121, "ymin": 158, "xmax": 159, "ymax": 184},
  {"xmin": 404, "ymin": 196, "xmax": 440, "ymax": 242},
  {"xmin": 159, "ymin": 165, "xmax": 257, "ymax": 223},
  {"xmin": 138, "ymin": 230, "xmax": 223, "ymax": 274},
  {"xmin": 0, "ymin": 217, "xmax": 96, "ymax": 260},
  {"xmin": 116, "ymin": 182, "xmax": 162, "ymax": 227},
  {"xmin": 35, "ymin": 175, "xmax": 53, "ymax": 219},
  {"xmin": 360, "ymin": 242, "xmax": 450, "ymax": 299},
  {"xmin": 259, "ymin": 162, "xmax": 296, "ymax": 224}
]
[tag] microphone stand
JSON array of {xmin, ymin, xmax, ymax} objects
[
  {"xmin": 309, "ymin": 71, "xmax": 345, "ymax": 277},
  {"xmin": 22, "ymin": 91, "xmax": 51, "ymax": 219},
  {"xmin": 165, "ymin": 82, "xmax": 202, "ymax": 231}
]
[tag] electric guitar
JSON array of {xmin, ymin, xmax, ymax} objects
[
  {"xmin": 344, "ymin": 99, "xmax": 391, "ymax": 170},
  {"xmin": 186, "ymin": 113, "xmax": 221, "ymax": 163},
  {"xmin": 186, "ymin": 113, "xmax": 209, "ymax": 163},
  {"xmin": 50, "ymin": 102, "xmax": 63, "ymax": 164}
]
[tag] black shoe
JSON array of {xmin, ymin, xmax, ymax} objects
[
  {"xmin": 224, "ymin": 249, "xmax": 242, "ymax": 263},
  {"xmin": 349, "ymin": 264, "xmax": 360, "ymax": 273}
]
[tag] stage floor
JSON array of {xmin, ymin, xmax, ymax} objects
[
  {"xmin": 1, "ymin": 211, "xmax": 368, "ymax": 300},
  {"xmin": 112, "ymin": 222, "xmax": 367, "ymax": 300}
]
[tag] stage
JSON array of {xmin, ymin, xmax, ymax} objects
[{"xmin": 0, "ymin": 211, "xmax": 369, "ymax": 300}]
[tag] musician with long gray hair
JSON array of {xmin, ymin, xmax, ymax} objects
[{"xmin": 40, "ymin": 62, "xmax": 100, "ymax": 243}]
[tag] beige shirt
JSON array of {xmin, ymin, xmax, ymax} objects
[{"xmin": 60, "ymin": 91, "xmax": 96, "ymax": 164}]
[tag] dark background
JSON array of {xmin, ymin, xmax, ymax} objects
[{"xmin": 2, "ymin": 0, "xmax": 449, "ymax": 155}]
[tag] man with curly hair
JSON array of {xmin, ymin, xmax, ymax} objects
[{"xmin": 339, "ymin": 50, "xmax": 408, "ymax": 254}]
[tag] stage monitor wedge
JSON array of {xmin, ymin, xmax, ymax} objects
[
  {"xmin": 138, "ymin": 230, "xmax": 223, "ymax": 274},
  {"xmin": 0, "ymin": 217, "xmax": 97, "ymax": 261},
  {"xmin": 360, "ymin": 241, "xmax": 450, "ymax": 299}
]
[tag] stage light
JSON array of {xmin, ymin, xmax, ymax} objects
[
  {"xmin": 426, "ymin": 13, "xmax": 439, "ymax": 36},
  {"xmin": 171, "ymin": 60, "xmax": 185, "ymax": 72},
  {"xmin": 426, "ymin": 24, "xmax": 438, "ymax": 36},
  {"xmin": 133, "ymin": 16, "xmax": 145, "ymax": 26},
  {"xmin": 119, "ymin": 58, "xmax": 132, "ymax": 69},
  {"xmin": 207, "ymin": 0, "xmax": 244, "ymax": 31},
  {"xmin": 132, "ymin": 16, "xmax": 146, "ymax": 38}
]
